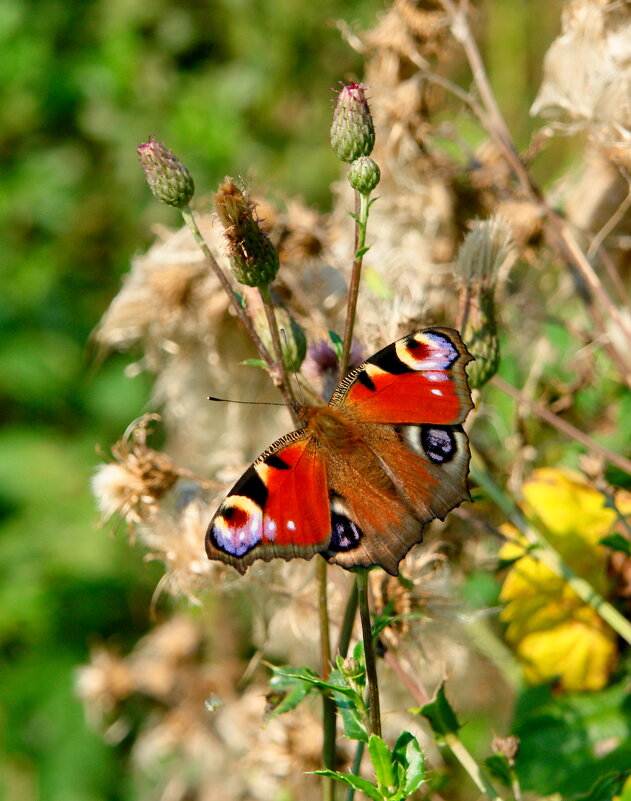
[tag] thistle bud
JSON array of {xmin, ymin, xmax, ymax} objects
[
  {"xmin": 137, "ymin": 139, "xmax": 195, "ymax": 208},
  {"xmin": 347, "ymin": 156, "xmax": 380, "ymax": 194},
  {"xmin": 214, "ymin": 178, "xmax": 279, "ymax": 287},
  {"xmin": 330, "ymin": 82, "xmax": 375, "ymax": 163},
  {"xmin": 458, "ymin": 217, "xmax": 513, "ymax": 389}
]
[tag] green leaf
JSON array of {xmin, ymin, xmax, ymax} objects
[
  {"xmin": 328, "ymin": 329, "xmax": 344, "ymax": 361},
  {"xmin": 573, "ymin": 770, "xmax": 631, "ymax": 801},
  {"xmin": 391, "ymin": 731, "xmax": 425, "ymax": 796},
  {"xmin": 355, "ymin": 245, "xmax": 371, "ymax": 259},
  {"xmin": 418, "ymin": 684, "xmax": 461, "ymax": 737},
  {"xmin": 599, "ymin": 533, "xmax": 631, "ymax": 555},
  {"xmin": 240, "ymin": 358, "xmax": 268, "ymax": 369},
  {"xmin": 484, "ymin": 754, "xmax": 512, "ymax": 787},
  {"xmin": 368, "ymin": 734, "xmax": 395, "ymax": 790},
  {"xmin": 313, "ymin": 770, "xmax": 383, "ymax": 801}
]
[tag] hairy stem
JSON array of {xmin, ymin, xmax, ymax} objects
[
  {"xmin": 356, "ymin": 570, "xmax": 381, "ymax": 737},
  {"xmin": 340, "ymin": 191, "xmax": 370, "ymax": 378}
]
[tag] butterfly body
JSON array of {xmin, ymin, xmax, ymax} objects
[{"xmin": 206, "ymin": 327, "xmax": 473, "ymax": 575}]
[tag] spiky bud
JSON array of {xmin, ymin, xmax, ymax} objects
[
  {"xmin": 347, "ymin": 156, "xmax": 380, "ymax": 194},
  {"xmin": 458, "ymin": 217, "xmax": 513, "ymax": 389},
  {"xmin": 214, "ymin": 178, "xmax": 279, "ymax": 287},
  {"xmin": 330, "ymin": 82, "xmax": 375, "ymax": 163},
  {"xmin": 137, "ymin": 139, "xmax": 195, "ymax": 208}
]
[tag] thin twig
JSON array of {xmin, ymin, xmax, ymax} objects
[
  {"xmin": 491, "ymin": 375, "xmax": 631, "ymax": 476},
  {"xmin": 258, "ymin": 285, "xmax": 300, "ymax": 421}
]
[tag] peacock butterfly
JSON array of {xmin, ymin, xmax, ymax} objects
[{"xmin": 205, "ymin": 327, "xmax": 473, "ymax": 576}]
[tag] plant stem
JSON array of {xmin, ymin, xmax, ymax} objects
[
  {"xmin": 345, "ymin": 740, "xmax": 365, "ymax": 801},
  {"xmin": 337, "ymin": 578, "xmax": 359, "ymax": 658},
  {"xmin": 444, "ymin": 732, "xmax": 504, "ymax": 801},
  {"xmin": 340, "ymin": 191, "xmax": 370, "ymax": 379},
  {"xmin": 258, "ymin": 284, "xmax": 299, "ymax": 416},
  {"xmin": 471, "ymin": 458, "xmax": 631, "ymax": 645},
  {"xmin": 317, "ymin": 559, "xmax": 336, "ymax": 801},
  {"xmin": 355, "ymin": 570, "xmax": 381, "ymax": 737}
]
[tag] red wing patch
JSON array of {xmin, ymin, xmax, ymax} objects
[
  {"xmin": 205, "ymin": 431, "xmax": 331, "ymax": 574},
  {"xmin": 330, "ymin": 327, "xmax": 473, "ymax": 425}
]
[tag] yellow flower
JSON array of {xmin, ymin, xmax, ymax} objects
[{"xmin": 499, "ymin": 468, "xmax": 628, "ymax": 692}]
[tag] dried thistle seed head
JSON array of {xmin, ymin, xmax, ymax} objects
[
  {"xmin": 137, "ymin": 139, "xmax": 195, "ymax": 208},
  {"xmin": 330, "ymin": 81, "xmax": 375, "ymax": 163},
  {"xmin": 347, "ymin": 156, "xmax": 381, "ymax": 194},
  {"xmin": 457, "ymin": 216, "xmax": 513, "ymax": 289},
  {"xmin": 92, "ymin": 414, "xmax": 180, "ymax": 526},
  {"xmin": 214, "ymin": 178, "xmax": 280, "ymax": 287},
  {"xmin": 458, "ymin": 218, "xmax": 512, "ymax": 390}
]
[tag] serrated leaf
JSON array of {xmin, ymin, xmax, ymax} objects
[
  {"xmin": 419, "ymin": 684, "xmax": 461, "ymax": 737},
  {"xmin": 391, "ymin": 731, "xmax": 425, "ymax": 796},
  {"xmin": 241, "ymin": 358, "xmax": 268, "ymax": 369},
  {"xmin": 368, "ymin": 734, "xmax": 395, "ymax": 790},
  {"xmin": 484, "ymin": 754, "xmax": 512, "ymax": 787},
  {"xmin": 599, "ymin": 533, "xmax": 631, "ymax": 555},
  {"xmin": 313, "ymin": 770, "xmax": 383, "ymax": 801}
]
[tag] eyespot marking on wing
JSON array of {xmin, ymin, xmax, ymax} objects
[
  {"xmin": 210, "ymin": 495, "xmax": 263, "ymax": 556},
  {"xmin": 420, "ymin": 424, "xmax": 458, "ymax": 464},
  {"xmin": 396, "ymin": 330, "xmax": 459, "ymax": 372},
  {"xmin": 327, "ymin": 493, "xmax": 363, "ymax": 552}
]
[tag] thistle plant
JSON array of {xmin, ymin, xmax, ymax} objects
[{"xmin": 85, "ymin": 4, "xmax": 631, "ymax": 801}]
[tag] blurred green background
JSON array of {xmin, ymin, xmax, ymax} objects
[{"xmin": 0, "ymin": 1, "xmax": 564, "ymax": 799}]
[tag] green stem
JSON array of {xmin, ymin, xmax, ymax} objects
[
  {"xmin": 258, "ymin": 284, "xmax": 299, "ymax": 417},
  {"xmin": 340, "ymin": 191, "xmax": 370, "ymax": 379},
  {"xmin": 471, "ymin": 458, "xmax": 631, "ymax": 645},
  {"xmin": 317, "ymin": 559, "xmax": 336, "ymax": 801},
  {"xmin": 356, "ymin": 570, "xmax": 381, "ymax": 737},
  {"xmin": 344, "ymin": 740, "xmax": 365, "ymax": 801},
  {"xmin": 337, "ymin": 578, "xmax": 359, "ymax": 658},
  {"xmin": 444, "ymin": 733, "xmax": 504, "ymax": 801}
]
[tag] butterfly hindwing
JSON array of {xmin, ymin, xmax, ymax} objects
[
  {"xmin": 330, "ymin": 327, "xmax": 473, "ymax": 426},
  {"xmin": 205, "ymin": 429, "xmax": 331, "ymax": 574}
]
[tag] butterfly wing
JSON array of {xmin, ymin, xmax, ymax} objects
[
  {"xmin": 321, "ymin": 327, "xmax": 473, "ymax": 574},
  {"xmin": 205, "ymin": 429, "xmax": 331, "ymax": 574},
  {"xmin": 330, "ymin": 327, "xmax": 473, "ymax": 425}
]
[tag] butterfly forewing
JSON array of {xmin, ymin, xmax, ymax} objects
[
  {"xmin": 205, "ymin": 430, "xmax": 331, "ymax": 573},
  {"xmin": 330, "ymin": 327, "xmax": 473, "ymax": 425}
]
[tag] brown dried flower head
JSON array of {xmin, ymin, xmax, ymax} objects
[
  {"xmin": 214, "ymin": 178, "xmax": 280, "ymax": 287},
  {"xmin": 92, "ymin": 414, "xmax": 180, "ymax": 526}
]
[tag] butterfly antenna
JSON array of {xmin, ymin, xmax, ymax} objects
[{"xmin": 207, "ymin": 396, "xmax": 287, "ymax": 407}]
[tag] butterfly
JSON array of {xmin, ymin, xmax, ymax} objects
[{"xmin": 205, "ymin": 327, "xmax": 473, "ymax": 576}]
